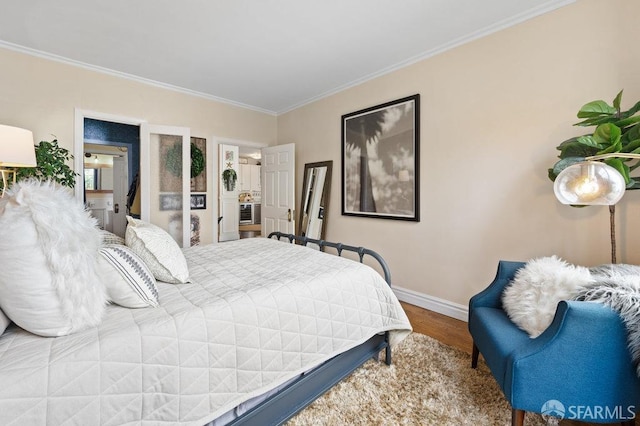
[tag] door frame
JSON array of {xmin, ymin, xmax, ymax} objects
[
  {"xmin": 213, "ymin": 136, "xmax": 267, "ymax": 242},
  {"xmin": 73, "ymin": 109, "xmax": 145, "ymax": 202}
]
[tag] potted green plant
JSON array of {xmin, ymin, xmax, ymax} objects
[
  {"xmin": 548, "ymin": 90, "xmax": 640, "ymax": 186},
  {"xmin": 548, "ymin": 91, "xmax": 640, "ymax": 263},
  {"xmin": 222, "ymin": 168, "xmax": 237, "ymax": 191},
  {"xmin": 11, "ymin": 138, "xmax": 78, "ymax": 188}
]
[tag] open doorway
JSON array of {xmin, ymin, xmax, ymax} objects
[
  {"xmin": 83, "ymin": 144, "xmax": 129, "ymax": 235},
  {"xmin": 238, "ymin": 145, "xmax": 262, "ymax": 239},
  {"xmin": 215, "ymin": 138, "xmax": 267, "ymax": 242},
  {"xmin": 75, "ymin": 112, "xmax": 141, "ymax": 238}
]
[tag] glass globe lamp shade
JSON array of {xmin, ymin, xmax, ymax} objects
[{"xmin": 553, "ymin": 161, "xmax": 626, "ymax": 205}]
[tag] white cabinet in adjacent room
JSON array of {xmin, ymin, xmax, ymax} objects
[
  {"xmin": 239, "ymin": 164, "xmax": 251, "ymax": 191},
  {"xmin": 250, "ymin": 165, "xmax": 261, "ymax": 191},
  {"xmin": 239, "ymin": 164, "xmax": 261, "ymax": 192}
]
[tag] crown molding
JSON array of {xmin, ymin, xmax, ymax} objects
[
  {"xmin": 0, "ymin": 40, "xmax": 277, "ymax": 116},
  {"xmin": 0, "ymin": 0, "xmax": 574, "ymax": 117},
  {"xmin": 276, "ymin": 0, "xmax": 575, "ymax": 115}
]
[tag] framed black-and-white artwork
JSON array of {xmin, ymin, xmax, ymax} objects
[
  {"xmin": 341, "ymin": 94, "xmax": 420, "ymax": 221},
  {"xmin": 190, "ymin": 194, "xmax": 206, "ymax": 210},
  {"xmin": 159, "ymin": 193, "xmax": 182, "ymax": 211}
]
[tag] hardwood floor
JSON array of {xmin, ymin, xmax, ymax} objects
[
  {"xmin": 400, "ymin": 302, "xmax": 636, "ymax": 426},
  {"xmin": 401, "ymin": 302, "xmax": 472, "ymax": 354}
]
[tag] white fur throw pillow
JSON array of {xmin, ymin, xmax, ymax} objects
[
  {"xmin": 0, "ymin": 307, "xmax": 10, "ymax": 335},
  {"xmin": 502, "ymin": 256, "xmax": 593, "ymax": 338},
  {"xmin": 125, "ymin": 216, "xmax": 190, "ymax": 284},
  {"xmin": 0, "ymin": 180, "xmax": 107, "ymax": 336}
]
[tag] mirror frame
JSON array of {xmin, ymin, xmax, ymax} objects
[{"xmin": 298, "ymin": 161, "xmax": 333, "ymax": 240}]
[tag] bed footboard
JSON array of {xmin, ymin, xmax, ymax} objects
[
  {"xmin": 268, "ymin": 231, "xmax": 393, "ymax": 366},
  {"xmin": 267, "ymin": 232, "xmax": 392, "ymax": 286},
  {"xmin": 223, "ymin": 232, "xmax": 395, "ymax": 425}
]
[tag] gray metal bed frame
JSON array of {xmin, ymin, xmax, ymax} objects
[{"xmin": 226, "ymin": 232, "xmax": 394, "ymax": 425}]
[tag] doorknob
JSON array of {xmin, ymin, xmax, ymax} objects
[
  {"xmin": 114, "ymin": 203, "xmax": 119, "ymax": 214},
  {"xmin": 287, "ymin": 209, "xmax": 292, "ymax": 222}
]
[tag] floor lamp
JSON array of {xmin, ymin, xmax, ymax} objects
[
  {"xmin": 554, "ymin": 153, "xmax": 640, "ymax": 263},
  {"xmin": 0, "ymin": 125, "xmax": 37, "ymax": 197}
]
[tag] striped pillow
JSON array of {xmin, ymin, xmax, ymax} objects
[
  {"xmin": 97, "ymin": 244, "xmax": 159, "ymax": 308},
  {"xmin": 100, "ymin": 230, "xmax": 126, "ymax": 246}
]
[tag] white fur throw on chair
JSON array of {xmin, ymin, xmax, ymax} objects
[
  {"xmin": 502, "ymin": 256, "xmax": 593, "ymax": 338},
  {"xmin": 577, "ymin": 264, "xmax": 640, "ymax": 376}
]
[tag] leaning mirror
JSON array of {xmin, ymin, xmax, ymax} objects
[{"xmin": 298, "ymin": 161, "xmax": 332, "ymax": 242}]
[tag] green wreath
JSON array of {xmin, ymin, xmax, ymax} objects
[{"xmin": 166, "ymin": 142, "xmax": 205, "ymax": 178}]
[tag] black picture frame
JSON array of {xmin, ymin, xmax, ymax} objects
[
  {"xmin": 341, "ymin": 94, "xmax": 420, "ymax": 221},
  {"xmin": 190, "ymin": 194, "xmax": 206, "ymax": 210}
]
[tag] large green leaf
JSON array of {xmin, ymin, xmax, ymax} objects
[
  {"xmin": 621, "ymin": 138, "xmax": 640, "ymax": 153},
  {"xmin": 614, "ymin": 115, "xmax": 640, "ymax": 129},
  {"xmin": 597, "ymin": 139, "xmax": 622, "ymax": 155},
  {"xmin": 613, "ymin": 90, "xmax": 623, "ymax": 111},
  {"xmin": 592, "ymin": 123, "xmax": 622, "ymax": 145},
  {"xmin": 577, "ymin": 100, "xmax": 617, "ymax": 118},
  {"xmin": 620, "ymin": 100, "xmax": 640, "ymax": 118},
  {"xmin": 557, "ymin": 135, "xmax": 584, "ymax": 149},
  {"xmin": 557, "ymin": 138, "xmax": 600, "ymax": 158},
  {"xmin": 574, "ymin": 115, "xmax": 619, "ymax": 127},
  {"xmin": 604, "ymin": 158, "xmax": 630, "ymax": 184},
  {"xmin": 576, "ymin": 135, "xmax": 605, "ymax": 149},
  {"xmin": 623, "ymin": 123, "xmax": 640, "ymax": 142}
]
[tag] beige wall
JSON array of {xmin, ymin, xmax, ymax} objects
[
  {"xmin": 0, "ymin": 47, "xmax": 277, "ymax": 244},
  {"xmin": 278, "ymin": 0, "xmax": 640, "ymax": 308},
  {"xmin": 2, "ymin": 0, "xmax": 639, "ymax": 311}
]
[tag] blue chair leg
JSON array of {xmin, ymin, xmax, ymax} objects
[
  {"xmin": 512, "ymin": 409, "xmax": 524, "ymax": 426},
  {"xmin": 471, "ymin": 342, "xmax": 479, "ymax": 368}
]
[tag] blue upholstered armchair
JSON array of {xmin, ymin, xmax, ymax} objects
[{"xmin": 468, "ymin": 260, "xmax": 640, "ymax": 426}]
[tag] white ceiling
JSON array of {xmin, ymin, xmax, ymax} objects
[{"xmin": 0, "ymin": 0, "xmax": 573, "ymax": 115}]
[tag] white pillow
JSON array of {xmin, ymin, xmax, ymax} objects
[
  {"xmin": 0, "ymin": 180, "xmax": 107, "ymax": 337},
  {"xmin": 98, "ymin": 245, "xmax": 159, "ymax": 308},
  {"xmin": 502, "ymin": 255, "xmax": 593, "ymax": 338},
  {"xmin": 125, "ymin": 216, "xmax": 190, "ymax": 284},
  {"xmin": 0, "ymin": 307, "xmax": 10, "ymax": 335},
  {"xmin": 100, "ymin": 229, "xmax": 126, "ymax": 246}
]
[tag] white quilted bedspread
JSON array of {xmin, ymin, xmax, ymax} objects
[{"xmin": 0, "ymin": 238, "xmax": 411, "ymax": 425}]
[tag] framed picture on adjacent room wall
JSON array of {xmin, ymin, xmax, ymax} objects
[
  {"xmin": 341, "ymin": 94, "xmax": 420, "ymax": 221},
  {"xmin": 190, "ymin": 194, "xmax": 206, "ymax": 210},
  {"xmin": 159, "ymin": 193, "xmax": 182, "ymax": 211}
]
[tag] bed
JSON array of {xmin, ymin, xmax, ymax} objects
[{"xmin": 0, "ymin": 184, "xmax": 412, "ymax": 426}]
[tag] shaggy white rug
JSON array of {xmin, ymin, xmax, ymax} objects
[{"xmin": 288, "ymin": 333, "xmax": 547, "ymax": 425}]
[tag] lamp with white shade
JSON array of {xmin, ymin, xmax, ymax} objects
[
  {"xmin": 0, "ymin": 124, "xmax": 37, "ymax": 197},
  {"xmin": 553, "ymin": 152, "xmax": 640, "ymax": 263},
  {"xmin": 553, "ymin": 153, "xmax": 640, "ymax": 205}
]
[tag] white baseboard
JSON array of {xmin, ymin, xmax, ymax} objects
[{"xmin": 393, "ymin": 286, "xmax": 469, "ymax": 322}]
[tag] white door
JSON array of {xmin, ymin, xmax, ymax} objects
[
  {"xmin": 140, "ymin": 123, "xmax": 191, "ymax": 248},
  {"xmin": 261, "ymin": 143, "xmax": 295, "ymax": 236},
  {"xmin": 111, "ymin": 155, "xmax": 128, "ymax": 237}
]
